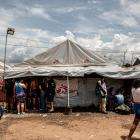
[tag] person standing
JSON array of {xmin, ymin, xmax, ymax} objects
[
  {"xmin": 125, "ymin": 79, "xmax": 140, "ymax": 140},
  {"xmin": 39, "ymin": 80, "xmax": 47, "ymax": 113},
  {"xmin": 14, "ymin": 79, "xmax": 26, "ymax": 115},
  {"xmin": 30, "ymin": 78, "xmax": 39, "ymax": 111},
  {"xmin": 96, "ymin": 77, "xmax": 108, "ymax": 114},
  {"xmin": 47, "ymin": 77, "xmax": 56, "ymax": 112},
  {"xmin": 107, "ymin": 87, "xmax": 115, "ymax": 111}
]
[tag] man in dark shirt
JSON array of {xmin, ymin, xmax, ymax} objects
[{"xmin": 47, "ymin": 77, "xmax": 56, "ymax": 112}]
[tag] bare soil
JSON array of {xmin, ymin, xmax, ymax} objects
[{"xmin": 0, "ymin": 112, "xmax": 140, "ymax": 140}]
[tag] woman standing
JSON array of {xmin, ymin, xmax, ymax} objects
[
  {"xmin": 14, "ymin": 79, "xmax": 26, "ymax": 115},
  {"xmin": 126, "ymin": 79, "xmax": 140, "ymax": 140}
]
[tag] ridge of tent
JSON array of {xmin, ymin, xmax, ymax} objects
[{"xmin": 16, "ymin": 39, "xmax": 109, "ymax": 67}]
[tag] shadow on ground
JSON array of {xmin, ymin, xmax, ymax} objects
[{"xmin": 121, "ymin": 136, "xmax": 140, "ymax": 140}]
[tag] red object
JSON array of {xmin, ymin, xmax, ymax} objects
[
  {"xmin": 0, "ymin": 80, "xmax": 4, "ymax": 102},
  {"xmin": 0, "ymin": 80, "xmax": 4, "ymax": 86}
]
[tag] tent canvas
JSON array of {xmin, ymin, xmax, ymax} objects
[
  {"xmin": 4, "ymin": 40, "xmax": 139, "ymax": 107},
  {"xmin": 6, "ymin": 39, "xmax": 119, "ymax": 79},
  {"xmin": 4, "ymin": 39, "xmax": 140, "ymax": 79},
  {"xmin": 17, "ymin": 39, "xmax": 109, "ymax": 67}
]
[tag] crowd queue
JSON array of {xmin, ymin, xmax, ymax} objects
[
  {"xmin": 6, "ymin": 77, "xmax": 56, "ymax": 114},
  {"xmin": 4, "ymin": 77, "xmax": 140, "ymax": 139}
]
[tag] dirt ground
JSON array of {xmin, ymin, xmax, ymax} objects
[{"xmin": 0, "ymin": 112, "xmax": 140, "ymax": 140}]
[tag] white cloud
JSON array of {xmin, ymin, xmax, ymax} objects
[
  {"xmin": 98, "ymin": 28, "xmax": 115, "ymax": 36},
  {"xmin": 50, "ymin": 30, "xmax": 75, "ymax": 45},
  {"xmin": 121, "ymin": 17, "xmax": 138, "ymax": 27},
  {"xmin": 1, "ymin": 27, "xmax": 53, "ymax": 63},
  {"xmin": 0, "ymin": 8, "xmax": 14, "ymax": 31},
  {"xmin": 6, "ymin": 27, "xmax": 73, "ymax": 63},
  {"xmin": 30, "ymin": 7, "xmax": 51, "ymax": 20},
  {"xmin": 100, "ymin": 34, "xmax": 140, "ymax": 52},
  {"xmin": 99, "ymin": 11, "xmax": 120, "ymax": 21},
  {"xmin": 9, "ymin": 47, "xmax": 27, "ymax": 63},
  {"xmin": 50, "ymin": 36, "xmax": 66, "ymax": 45},
  {"xmin": 99, "ymin": 10, "xmax": 138, "ymax": 28},
  {"xmin": 128, "ymin": 1, "xmax": 140, "ymax": 15},
  {"xmin": 76, "ymin": 35, "xmax": 103, "ymax": 49},
  {"xmin": 120, "ymin": 0, "xmax": 128, "ymax": 6},
  {"xmin": 0, "ymin": 1, "xmax": 139, "ymax": 64},
  {"xmin": 87, "ymin": 0, "xmax": 100, "ymax": 4},
  {"xmin": 75, "ymin": 33, "xmax": 140, "ymax": 64},
  {"xmin": 24, "ymin": 28, "xmax": 51, "ymax": 39},
  {"xmin": 112, "ymin": 34, "xmax": 133, "ymax": 47},
  {"xmin": 52, "ymin": 6, "xmax": 88, "ymax": 13},
  {"xmin": 4, "ymin": 30, "xmax": 140, "ymax": 64},
  {"xmin": 119, "ymin": 0, "xmax": 140, "ymax": 17},
  {"xmin": 65, "ymin": 30, "xmax": 75, "ymax": 40}
]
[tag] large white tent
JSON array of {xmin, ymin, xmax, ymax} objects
[
  {"xmin": 5, "ymin": 39, "xmax": 140, "ymax": 79},
  {"xmin": 4, "ymin": 39, "xmax": 139, "ymax": 107}
]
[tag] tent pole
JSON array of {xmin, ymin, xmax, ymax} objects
[
  {"xmin": 67, "ymin": 75, "xmax": 70, "ymax": 107},
  {"xmin": 65, "ymin": 75, "xmax": 72, "ymax": 115}
]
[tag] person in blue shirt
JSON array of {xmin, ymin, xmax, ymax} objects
[{"xmin": 14, "ymin": 79, "xmax": 26, "ymax": 115}]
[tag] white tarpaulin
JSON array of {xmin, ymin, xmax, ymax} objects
[
  {"xmin": 18, "ymin": 39, "xmax": 109, "ymax": 66},
  {"xmin": 5, "ymin": 65, "xmax": 140, "ymax": 79},
  {"xmin": 4, "ymin": 39, "xmax": 140, "ymax": 79}
]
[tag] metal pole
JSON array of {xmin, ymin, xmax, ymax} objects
[
  {"xmin": 123, "ymin": 50, "xmax": 127, "ymax": 66},
  {"xmin": 4, "ymin": 33, "xmax": 8, "ymax": 77},
  {"xmin": 131, "ymin": 51, "xmax": 134, "ymax": 66},
  {"xmin": 67, "ymin": 75, "xmax": 70, "ymax": 107},
  {"xmin": 2, "ymin": 33, "xmax": 8, "ymax": 104},
  {"xmin": 67, "ymin": 40, "xmax": 70, "ymax": 108}
]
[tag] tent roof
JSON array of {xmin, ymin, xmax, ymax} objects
[
  {"xmin": 5, "ymin": 65, "xmax": 140, "ymax": 79},
  {"xmin": 8, "ymin": 40, "xmax": 140, "ymax": 79},
  {"xmin": 18, "ymin": 39, "xmax": 109, "ymax": 67}
]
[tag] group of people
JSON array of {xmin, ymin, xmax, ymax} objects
[
  {"xmin": 5, "ymin": 76, "xmax": 140, "ymax": 139},
  {"xmin": 13, "ymin": 77, "xmax": 56, "ymax": 115},
  {"xmin": 96, "ymin": 78, "xmax": 130, "ymax": 114},
  {"xmin": 96, "ymin": 78, "xmax": 140, "ymax": 139}
]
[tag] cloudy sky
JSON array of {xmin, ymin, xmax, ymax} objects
[{"xmin": 0, "ymin": 0, "xmax": 140, "ymax": 63}]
